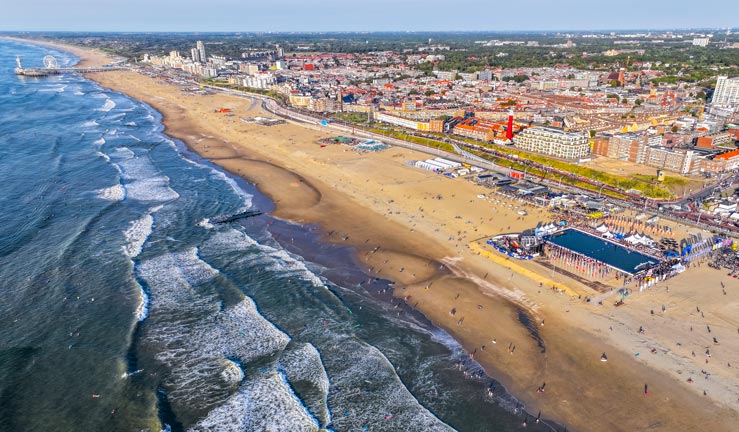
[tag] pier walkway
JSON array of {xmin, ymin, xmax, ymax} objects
[{"xmin": 14, "ymin": 55, "xmax": 127, "ymax": 77}]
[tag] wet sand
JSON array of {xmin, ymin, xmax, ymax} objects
[{"xmin": 25, "ymin": 39, "xmax": 739, "ymax": 431}]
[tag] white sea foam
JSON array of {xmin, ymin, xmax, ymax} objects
[
  {"xmin": 188, "ymin": 373, "xmax": 320, "ymax": 432},
  {"xmin": 261, "ymin": 247, "xmax": 325, "ymax": 287},
  {"xmin": 136, "ymin": 248, "xmax": 220, "ymax": 312},
  {"xmin": 278, "ymin": 343, "xmax": 331, "ymax": 426},
  {"xmin": 39, "ymin": 84, "xmax": 66, "ymax": 93},
  {"xmin": 98, "ymin": 98, "xmax": 116, "ymax": 112},
  {"xmin": 123, "ymin": 178, "xmax": 179, "ymax": 202},
  {"xmin": 74, "ymin": 91, "xmax": 85, "ymax": 96},
  {"xmin": 96, "ymin": 184, "xmax": 125, "ymax": 201},
  {"xmin": 199, "ymin": 229, "xmax": 258, "ymax": 253},
  {"xmin": 137, "ymin": 248, "xmax": 292, "ymax": 410},
  {"xmin": 93, "ymin": 137, "xmax": 106, "ymax": 147},
  {"xmin": 207, "ymin": 168, "xmax": 253, "ymax": 209},
  {"xmin": 125, "ymin": 122, "xmax": 138, "ymax": 127},
  {"xmin": 122, "ymin": 214, "xmax": 154, "ymax": 258},
  {"xmin": 95, "ymin": 152, "xmax": 110, "ymax": 162},
  {"xmin": 81, "ymin": 120, "xmax": 99, "ymax": 128},
  {"xmin": 200, "ymin": 228, "xmax": 324, "ymax": 287},
  {"xmin": 220, "ymin": 359, "xmax": 245, "ymax": 386},
  {"xmin": 134, "ymin": 279, "xmax": 150, "ymax": 322},
  {"xmin": 121, "ymin": 369, "xmax": 143, "ymax": 379},
  {"xmin": 327, "ymin": 336, "xmax": 454, "ymax": 431},
  {"xmin": 111, "ymin": 147, "xmax": 135, "ymax": 159},
  {"xmin": 107, "ymin": 149, "xmax": 180, "ymax": 202},
  {"xmin": 160, "ymin": 137, "xmax": 254, "ymax": 209},
  {"xmin": 197, "ymin": 219, "xmax": 215, "ymax": 229}
]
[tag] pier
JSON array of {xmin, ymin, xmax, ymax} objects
[{"xmin": 14, "ymin": 55, "xmax": 126, "ymax": 77}]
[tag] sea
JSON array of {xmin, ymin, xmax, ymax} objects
[{"xmin": 0, "ymin": 39, "xmax": 557, "ymax": 432}]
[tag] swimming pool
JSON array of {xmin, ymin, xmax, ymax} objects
[{"xmin": 544, "ymin": 228, "xmax": 658, "ymax": 274}]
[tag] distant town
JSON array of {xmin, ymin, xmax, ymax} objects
[{"xmin": 40, "ymin": 30, "xmax": 739, "ymax": 232}]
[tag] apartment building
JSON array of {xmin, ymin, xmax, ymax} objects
[
  {"xmin": 514, "ymin": 127, "xmax": 590, "ymax": 159},
  {"xmin": 713, "ymin": 76, "xmax": 739, "ymax": 106},
  {"xmin": 644, "ymin": 147, "xmax": 695, "ymax": 174},
  {"xmin": 699, "ymin": 150, "xmax": 739, "ymax": 174},
  {"xmin": 374, "ymin": 112, "xmax": 443, "ymax": 132},
  {"xmin": 432, "ymin": 70, "xmax": 458, "ymax": 80},
  {"xmin": 452, "ymin": 123, "xmax": 495, "ymax": 141}
]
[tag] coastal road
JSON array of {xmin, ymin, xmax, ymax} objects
[
  {"xmin": 195, "ymin": 81, "xmax": 739, "ymax": 236},
  {"xmin": 199, "ymin": 82, "xmax": 511, "ymax": 175}
]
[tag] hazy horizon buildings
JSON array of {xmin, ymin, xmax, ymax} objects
[{"xmin": 196, "ymin": 40, "xmax": 206, "ymax": 64}]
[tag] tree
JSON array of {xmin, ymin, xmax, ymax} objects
[
  {"xmin": 671, "ymin": 125, "xmax": 679, "ymax": 133},
  {"xmin": 424, "ymin": 89, "xmax": 435, "ymax": 96},
  {"xmin": 634, "ymin": 98, "xmax": 643, "ymax": 106},
  {"xmin": 589, "ymin": 130, "xmax": 597, "ymax": 138},
  {"xmin": 408, "ymin": 89, "xmax": 419, "ymax": 95}
]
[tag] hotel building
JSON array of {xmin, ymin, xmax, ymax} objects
[{"xmin": 514, "ymin": 127, "xmax": 590, "ymax": 159}]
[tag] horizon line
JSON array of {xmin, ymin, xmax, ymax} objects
[{"xmin": 1, "ymin": 27, "xmax": 736, "ymax": 35}]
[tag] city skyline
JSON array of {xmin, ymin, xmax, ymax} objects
[{"xmin": 3, "ymin": 0, "xmax": 737, "ymax": 32}]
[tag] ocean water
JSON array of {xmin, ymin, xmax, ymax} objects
[{"xmin": 0, "ymin": 40, "xmax": 557, "ymax": 432}]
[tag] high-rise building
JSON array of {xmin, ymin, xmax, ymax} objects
[
  {"xmin": 275, "ymin": 44, "xmax": 284, "ymax": 58},
  {"xmin": 712, "ymin": 76, "xmax": 739, "ymax": 106},
  {"xmin": 196, "ymin": 41, "xmax": 206, "ymax": 64},
  {"xmin": 190, "ymin": 48, "xmax": 201, "ymax": 63}
]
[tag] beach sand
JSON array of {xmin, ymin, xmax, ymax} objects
[{"xmin": 26, "ymin": 39, "xmax": 738, "ymax": 431}]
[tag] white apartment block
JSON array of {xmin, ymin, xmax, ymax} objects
[
  {"xmin": 713, "ymin": 76, "xmax": 739, "ymax": 106},
  {"xmin": 514, "ymin": 127, "xmax": 590, "ymax": 159},
  {"xmin": 375, "ymin": 112, "xmax": 420, "ymax": 130},
  {"xmin": 242, "ymin": 74, "xmax": 275, "ymax": 89},
  {"xmin": 692, "ymin": 38, "xmax": 710, "ymax": 47}
]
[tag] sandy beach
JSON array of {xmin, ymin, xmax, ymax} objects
[{"xmin": 22, "ymin": 39, "xmax": 739, "ymax": 431}]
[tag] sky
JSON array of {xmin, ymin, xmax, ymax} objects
[{"xmin": 2, "ymin": 0, "xmax": 736, "ymax": 32}]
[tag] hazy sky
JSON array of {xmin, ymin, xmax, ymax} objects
[{"xmin": 3, "ymin": 0, "xmax": 736, "ymax": 32}]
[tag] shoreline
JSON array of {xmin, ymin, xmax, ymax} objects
[{"xmin": 13, "ymin": 37, "xmax": 739, "ymax": 431}]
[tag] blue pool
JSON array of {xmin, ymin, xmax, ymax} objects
[{"xmin": 544, "ymin": 229, "xmax": 658, "ymax": 274}]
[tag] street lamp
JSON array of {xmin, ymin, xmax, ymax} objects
[{"xmin": 598, "ymin": 184, "xmax": 606, "ymax": 198}]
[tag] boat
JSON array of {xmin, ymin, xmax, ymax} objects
[
  {"xmin": 600, "ymin": 352, "xmax": 608, "ymax": 362},
  {"xmin": 210, "ymin": 209, "xmax": 263, "ymax": 224}
]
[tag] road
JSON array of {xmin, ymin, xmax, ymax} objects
[{"xmin": 195, "ymin": 80, "xmax": 739, "ymax": 236}]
